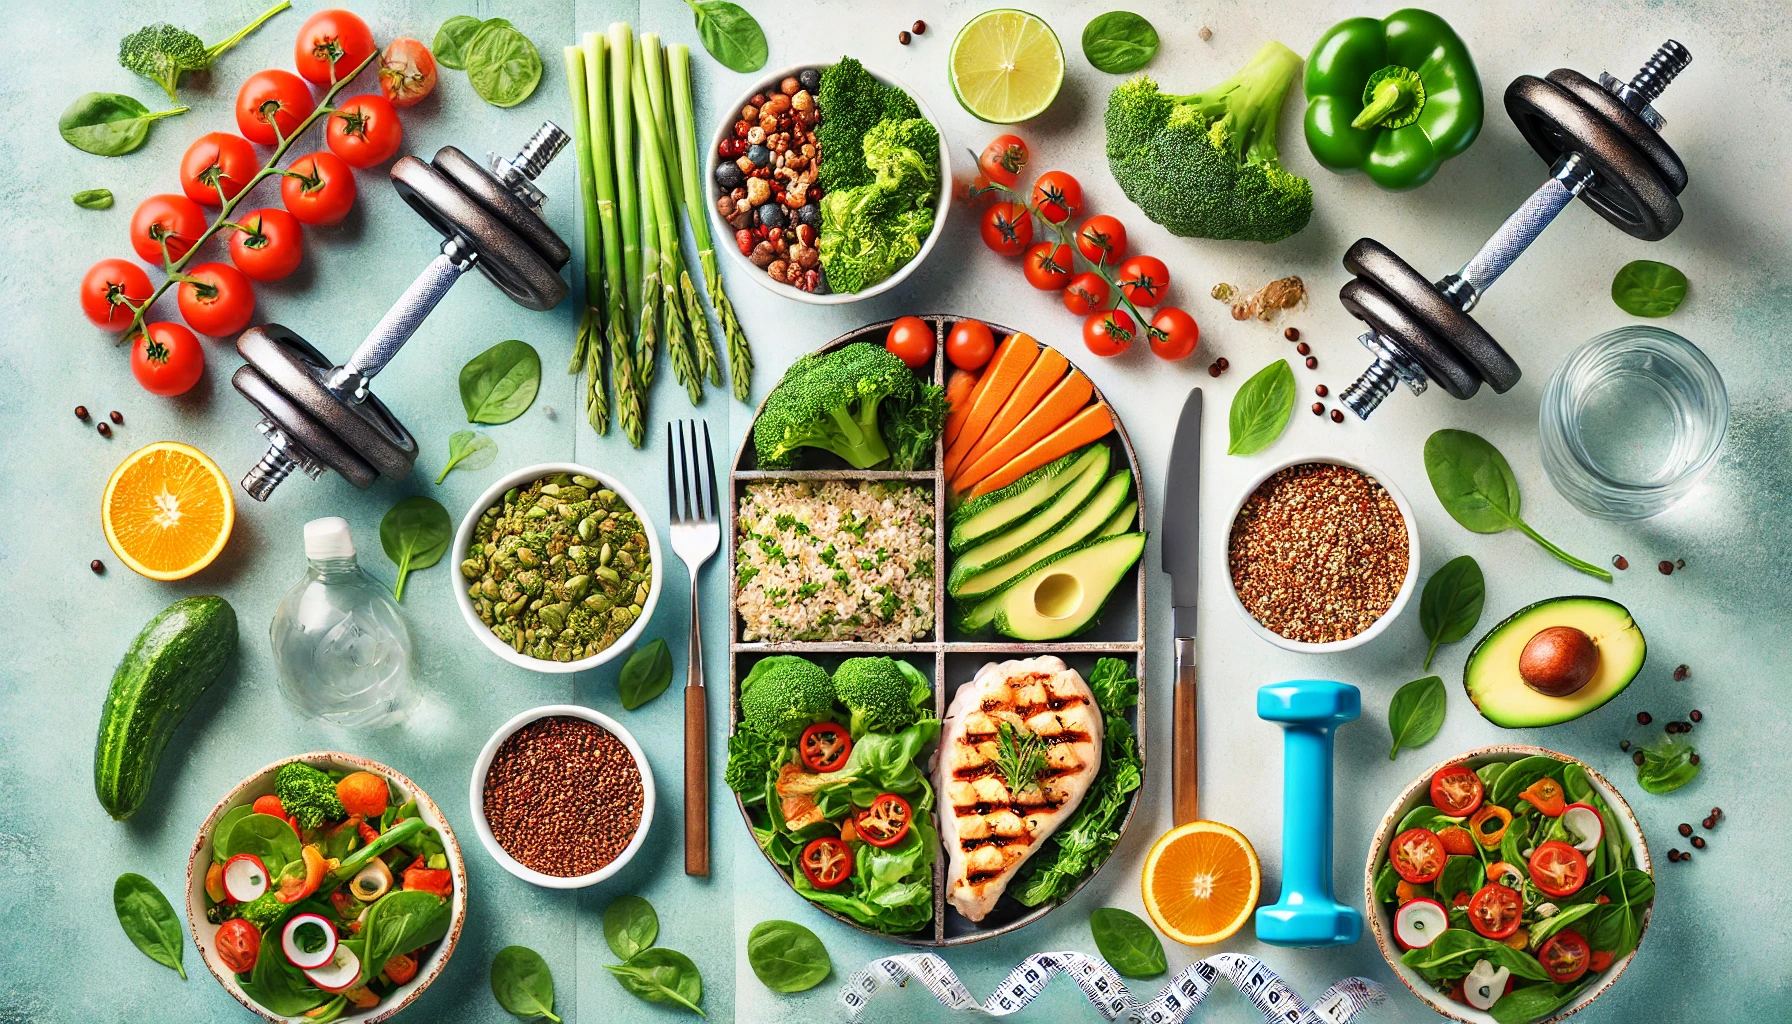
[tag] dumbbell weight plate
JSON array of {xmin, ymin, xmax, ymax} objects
[
  {"xmin": 232, "ymin": 364, "xmax": 379, "ymax": 489},
  {"xmin": 1545, "ymin": 69, "xmax": 1688, "ymax": 196},
  {"xmin": 431, "ymin": 147, "xmax": 570, "ymax": 269},
  {"xmin": 1504, "ymin": 75, "xmax": 1683, "ymax": 241},
  {"xmin": 236, "ymin": 325, "xmax": 419, "ymax": 480},
  {"xmin": 1343, "ymin": 239, "xmax": 1522, "ymax": 393},
  {"xmin": 390, "ymin": 156, "xmax": 569, "ymax": 311},
  {"xmin": 1339, "ymin": 278, "xmax": 1482, "ymax": 400}
]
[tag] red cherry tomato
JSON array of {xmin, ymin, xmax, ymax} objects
[
  {"xmin": 1062, "ymin": 272, "xmax": 1110, "ymax": 316},
  {"xmin": 1529, "ymin": 840, "xmax": 1589, "ymax": 897},
  {"xmin": 979, "ymin": 201, "xmax": 1032, "ymax": 256},
  {"xmin": 856, "ymin": 793, "xmax": 913, "ymax": 848},
  {"xmin": 326, "ymin": 93, "xmax": 403, "ymax": 168},
  {"xmin": 1467, "ymin": 883, "xmax": 1523, "ymax": 939},
  {"xmin": 236, "ymin": 69, "xmax": 316, "ymax": 145},
  {"xmin": 378, "ymin": 38, "xmax": 438, "ymax": 108},
  {"xmin": 228, "ymin": 208, "xmax": 305, "ymax": 282},
  {"xmin": 799, "ymin": 837, "xmax": 852, "ymax": 889},
  {"xmin": 280, "ymin": 151, "xmax": 358, "ymax": 226},
  {"xmin": 1391, "ymin": 828, "xmax": 1447, "ymax": 883},
  {"xmin": 1117, "ymin": 255, "xmax": 1171, "ymax": 307},
  {"xmin": 946, "ymin": 320, "xmax": 996, "ymax": 371},
  {"xmin": 976, "ymin": 134, "xmax": 1029, "ymax": 189},
  {"xmin": 129, "ymin": 194, "xmax": 206, "ymax": 265},
  {"xmin": 294, "ymin": 9, "xmax": 377, "ymax": 86},
  {"xmin": 1150, "ymin": 307, "xmax": 1200, "ymax": 360},
  {"xmin": 1083, "ymin": 309, "xmax": 1135, "ymax": 357},
  {"xmin": 884, "ymin": 316, "xmax": 935, "ymax": 369},
  {"xmin": 1075, "ymin": 215, "xmax": 1128, "ymax": 266},
  {"xmin": 215, "ymin": 918, "xmax": 261, "ymax": 974},
  {"xmin": 180, "ymin": 133, "xmax": 260, "ymax": 207},
  {"xmin": 798, "ymin": 722, "xmax": 853, "ymax": 773},
  {"xmin": 132, "ymin": 322, "xmax": 204, "ymax": 396},
  {"xmin": 1031, "ymin": 170, "xmax": 1083, "ymax": 224},
  {"xmin": 1022, "ymin": 242, "xmax": 1074, "ymax": 291},
  {"xmin": 252, "ymin": 794, "xmax": 286, "ymax": 817},
  {"xmin": 1429, "ymin": 764, "xmax": 1485, "ymax": 817},
  {"xmin": 1589, "ymin": 950, "xmax": 1614, "ymax": 973},
  {"xmin": 177, "ymin": 262, "xmax": 256, "ymax": 337},
  {"xmin": 81, "ymin": 259, "xmax": 153, "ymax": 331},
  {"xmin": 1538, "ymin": 931, "xmax": 1591, "ymax": 984}
]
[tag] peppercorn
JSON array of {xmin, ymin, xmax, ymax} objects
[
  {"xmin": 75, "ymin": 405, "xmax": 89, "ymax": 421},
  {"xmin": 1312, "ymin": 403, "xmax": 1325, "ymax": 416},
  {"xmin": 912, "ymin": 20, "xmax": 926, "ymax": 34},
  {"xmin": 898, "ymin": 30, "xmax": 911, "ymax": 44},
  {"xmin": 1216, "ymin": 358, "xmax": 1229, "ymax": 371},
  {"xmin": 1681, "ymin": 850, "xmax": 1693, "ymax": 861},
  {"xmin": 1711, "ymin": 807, "xmax": 1723, "ymax": 818},
  {"xmin": 1198, "ymin": 25, "xmax": 1213, "ymax": 40},
  {"xmin": 1315, "ymin": 384, "xmax": 1328, "ymax": 397},
  {"xmin": 1667, "ymin": 849, "xmax": 1681, "ymax": 861},
  {"xmin": 1619, "ymin": 740, "xmax": 1630, "ymax": 751},
  {"xmin": 1207, "ymin": 363, "xmax": 1221, "ymax": 377},
  {"xmin": 1691, "ymin": 835, "xmax": 1706, "ymax": 849},
  {"xmin": 97, "ymin": 422, "xmax": 112, "ymax": 438},
  {"xmin": 1659, "ymin": 560, "xmax": 1674, "ymax": 575},
  {"xmin": 1284, "ymin": 327, "xmax": 1300, "ymax": 341},
  {"xmin": 1678, "ymin": 823, "xmax": 1693, "ymax": 836},
  {"xmin": 1689, "ymin": 753, "xmax": 1700, "ymax": 765},
  {"xmin": 1296, "ymin": 342, "xmax": 1310, "ymax": 355},
  {"xmin": 1673, "ymin": 664, "xmax": 1689, "ymax": 681},
  {"xmin": 1689, "ymin": 709, "xmax": 1702, "ymax": 722},
  {"xmin": 1305, "ymin": 356, "xmax": 1318, "ymax": 370},
  {"xmin": 1637, "ymin": 711, "xmax": 1652, "ymax": 725},
  {"xmin": 1703, "ymin": 815, "xmax": 1717, "ymax": 829},
  {"xmin": 110, "ymin": 410, "xmax": 123, "ymax": 424},
  {"xmin": 1613, "ymin": 555, "xmax": 1629, "ymax": 570},
  {"xmin": 1331, "ymin": 409, "xmax": 1345, "ymax": 423},
  {"xmin": 90, "ymin": 559, "xmax": 105, "ymax": 574},
  {"xmin": 1676, "ymin": 558, "xmax": 1686, "ymax": 569},
  {"xmin": 1633, "ymin": 751, "xmax": 1646, "ymax": 766}
]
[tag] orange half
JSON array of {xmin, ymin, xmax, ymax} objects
[
  {"xmin": 1141, "ymin": 820, "xmax": 1262, "ymax": 945},
  {"xmin": 102, "ymin": 441, "xmax": 235, "ymax": 580}
]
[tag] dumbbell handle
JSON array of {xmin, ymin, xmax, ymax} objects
[
  {"xmin": 328, "ymin": 242, "xmax": 477, "ymax": 400},
  {"xmin": 1436, "ymin": 153, "xmax": 1596, "ymax": 313}
]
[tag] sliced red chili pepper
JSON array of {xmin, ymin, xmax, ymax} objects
[
  {"xmin": 799, "ymin": 836, "xmax": 852, "ymax": 889},
  {"xmin": 855, "ymin": 793, "xmax": 912, "ymax": 848},
  {"xmin": 798, "ymin": 722, "xmax": 852, "ymax": 773},
  {"xmin": 1470, "ymin": 804, "xmax": 1512, "ymax": 848},
  {"xmin": 1520, "ymin": 777, "xmax": 1567, "ymax": 817}
]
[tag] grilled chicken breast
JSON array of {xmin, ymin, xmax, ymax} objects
[{"xmin": 937, "ymin": 656, "xmax": 1102, "ymax": 921}]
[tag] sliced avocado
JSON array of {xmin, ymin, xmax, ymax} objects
[
  {"xmin": 949, "ymin": 468, "xmax": 1130, "ymax": 598},
  {"xmin": 1097, "ymin": 498, "xmax": 1138, "ymax": 537},
  {"xmin": 970, "ymin": 532, "xmax": 1146, "ymax": 640},
  {"xmin": 948, "ymin": 453, "xmax": 1110, "ymax": 592},
  {"xmin": 1464, "ymin": 596, "xmax": 1646, "ymax": 728},
  {"xmin": 948, "ymin": 444, "xmax": 1108, "ymax": 552}
]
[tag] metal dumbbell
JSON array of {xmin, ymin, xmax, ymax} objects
[
  {"xmin": 1338, "ymin": 41, "xmax": 1692, "ymax": 419},
  {"xmin": 233, "ymin": 123, "xmax": 573, "ymax": 500}
]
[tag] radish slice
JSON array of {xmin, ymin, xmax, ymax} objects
[
  {"xmin": 222, "ymin": 854, "xmax": 270, "ymax": 903},
  {"xmin": 303, "ymin": 943, "xmax": 362, "ymax": 993},
  {"xmin": 1465, "ymin": 959, "xmax": 1510, "ymax": 1010},
  {"xmin": 281, "ymin": 913, "xmax": 338, "ymax": 970},
  {"xmin": 1395, "ymin": 897, "xmax": 1449, "ymax": 949},
  {"xmin": 1563, "ymin": 803, "xmax": 1604, "ymax": 853}
]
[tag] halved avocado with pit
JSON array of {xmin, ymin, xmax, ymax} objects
[
  {"xmin": 984, "ymin": 532, "xmax": 1146, "ymax": 640},
  {"xmin": 1464, "ymin": 596, "xmax": 1646, "ymax": 728}
]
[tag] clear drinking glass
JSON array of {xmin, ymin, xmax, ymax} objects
[{"xmin": 1539, "ymin": 326, "xmax": 1727, "ymax": 521}]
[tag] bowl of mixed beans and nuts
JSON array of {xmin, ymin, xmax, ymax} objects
[{"xmin": 452, "ymin": 464, "xmax": 662, "ymax": 673}]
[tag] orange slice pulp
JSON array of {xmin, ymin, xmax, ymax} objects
[
  {"xmin": 102, "ymin": 441, "xmax": 235, "ymax": 580},
  {"xmin": 1141, "ymin": 820, "xmax": 1262, "ymax": 945}
]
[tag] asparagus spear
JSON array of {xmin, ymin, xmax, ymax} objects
[
  {"xmin": 634, "ymin": 34, "xmax": 701, "ymax": 404},
  {"xmin": 562, "ymin": 45, "xmax": 609, "ymax": 434},
  {"xmin": 584, "ymin": 32, "xmax": 643, "ymax": 446}
]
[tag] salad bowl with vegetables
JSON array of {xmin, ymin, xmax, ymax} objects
[
  {"xmin": 1366, "ymin": 745, "xmax": 1651, "ymax": 1024},
  {"xmin": 185, "ymin": 753, "xmax": 465, "ymax": 1023}
]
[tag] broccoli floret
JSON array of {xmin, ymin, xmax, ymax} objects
[
  {"xmin": 274, "ymin": 762, "xmax": 345, "ymax": 830},
  {"xmin": 864, "ymin": 117, "xmax": 940, "ymax": 193},
  {"xmin": 833, "ymin": 657, "xmax": 931, "ymax": 735},
  {"xmin": 739, "ymin": 656, "xmax": 836, "ymax": 739},
  {"xmin": 883, "ymin": 381, "xmax": 949, "ymax": 471},
  {"xmin": 753, "ymin": 343, "xmax": 916, "ymax": 469},
  {"xmin": 1105, "ymin": 41, "xmax": 1313, "ymax": 243},
  {"xmin": 119, "ymin": 3, "xmax": 292, "ymax": 102},
  {"xmin": 816, "ymin": 57, "xmax": 921, "ymax": 192},
  {"xmin": 235, "ymin": 890, "xmax": 286, "ymax": 931}
]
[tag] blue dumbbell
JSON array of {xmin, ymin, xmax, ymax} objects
[{"xmin": 1254, "ymin": 680, "xmax": 1363, "ymax": 947}]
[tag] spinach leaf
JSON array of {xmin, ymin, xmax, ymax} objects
[
  {"xmin": 59, "ymin": 93, "xmax": 188, "ymax": 156},
  {"xmin": 746, "ymin": 919, "xmax": 831, "ymax": 993},
  {"xmin": 1424, "ymin": 430, "xmax": 1612, "ymax": 581},
  {"xmin": 605, "ymin": 947, "xmax": 706, "ymax": 1016},
  {"xmin": 1372, "ymin": 861, "xmax": 1399, "ymax": 903},
  {"xmin": 1400, "ymin": 928, "xmax": 1551, "ymax": 982},
  {"xmin": 1527, "ymin": 901, "xmax": 1598, "ymax": 948},
  {"xmin": 460, "ymin": 340, "xmax": 542, "ymax": 423},
  {"xmin": 618, "ymin": 638, "xmax": 675, "ymax": 710},
  {"xmin": 211, "ymin": 804, "xmax": 256, "ymax": 863},
  {"xmin": 1088, "ymin": 907, "xmax": 1166, "ymax": 978},
  {"xmin": 465, "ymin": 21, "xmax": 543, "ymax": 108},
  {"xmin": 1491, "ymin": 755, "xmax": 1563, "ymax": 807},
  {"xmin": 380, "ymin": 495, "xmax": 453, "ymax": 601},
  {"xmin": 1611, "ymin": 260, "xmax": 1688, "ymax": 317},
  {"xmin": 1488, "ymin": 980, "xmax": 1591, "ymax": 1024},
  {"xmin": 1081, "ymin": 12, "xmax": 1159, "ymax": 73},
  {"xmin": 436, "ymin": 430, "xmax": 498, "ymax": 483},
  {"xmin": 74, "ymin": 188, "xmax": 115, "ymax": 209},
  {"xmin": 1397, "ymin": 804, "xmax": 1463, "ymax": 835},
  {"xmin": 114, "ymin": 873, "xmax": 186, "ymax": 978},
  {"xmin": 1418, "ymin": 555, "xmax": 1484, "ymax": 670},
  {"xmin": 491, "ymin": 945, "xmax": 562, "ymax": 1021},
  {"xmin": 683, "ymin": 1, "xmax": 768, "ymax": 74},
  {"xmin": 360, "ymin": 890, "xmax": 450, "ymax": 983},
  {"xmin": 1387, "ymin": 675, "xmax": 1447, "ymax": 760},
  {"xmin": 1561, "ymin": 762, "xmax": 1593, "ymax": 805},
  {"xmin": 1476, "ymin": 761, "xmax": 1506, "ymax": 787},
  {"xmin": 1227, "ymin": 359, "xmax": 1296, "ymax": 455},
  {"xmin": 432, "ymin": 15, "xmax": 485, "ymax": 70},
  {"xmin": 240, "ymin": 918, "xmax": 327, "ymax": 1014},
  {"xmin": 223, "ymin": 811, "xmax": 303, "ymax": 868},
  {"xmin": 1437, "ymin": 855, "xmax": 1482, "ymax": 904},
  {"xmin": 1635, "ymin": 735, "xmax": 1700, "ymax": 793},
  {"xmin": 603, "ymin": 895, "xmax": 659, "ymax": 961}
]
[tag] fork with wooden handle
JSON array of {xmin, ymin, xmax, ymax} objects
[{"xmin": 667, "ymin": 419, "xmax": 720, "ymax": 875}]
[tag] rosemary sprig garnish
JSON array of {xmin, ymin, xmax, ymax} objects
[{"xmin": 993, "ymin": 720, "xmax": 1047, "ymax": 794}]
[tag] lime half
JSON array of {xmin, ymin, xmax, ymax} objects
[{"xmin": 949, "ymin": 9, "xmax": 1064, "ymax": 123}]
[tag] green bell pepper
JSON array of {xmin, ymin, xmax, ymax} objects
[{"xmin": 1304, "ymin": 9, "xmax": 1483, "ymax": 191}]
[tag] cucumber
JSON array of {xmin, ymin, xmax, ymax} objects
[
  {"xmin": 948, "ymin": 444, "xmax": 1108, "ymax": 552},
  {"xmin": 1098, "ymin": 498, "xmax": 1139, "ymax": 537},
  {"xmin": 947, "ymin": 455, "xmax": 1110, "ymax": 594},
  {"xmin": 950, "ymin": 471, "xmax": 1133, "ymax": 600},
  {"xmin": 95, "ymin": 596, "xmax": 238, "ymax": 820}
]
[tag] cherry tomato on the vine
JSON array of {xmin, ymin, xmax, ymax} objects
[
  {"xmin": 129, "ymin": 194, "xmax": 206, "ymax": 265},
  {"xmin": 280, "ymin": 151, "xmax": 357, "ymax": 226},
  {"xmin": 1117, "ymin": 255, "xmax": 1171, "ymax": 307},
  {"xmin": 378, "ymin": 38, "xmax": 438, "ymax": 108},
  {"xmin": 1022, "ymin": 242, "xmax": 1074, "ymax": 291},
  {"xmin": 1083, "ymin": 309, "xmax": 1135, "ymax": 357},
  {"xmin": 976, "ymin": 134, "xmax": 1029, "ymax": 189},
  {"xmin": 1062, "ymin": 272, "xmax": 1110, "ymax": 316},
  {"xmin": 237, "ymin": 69, "xmax": 316, "ymax": 146},
  {"xmin": 132, "ymin": 322, "xmax": 205, "ymax": 396},
  {"xmin": 228, "ymin": 208, "xmax": 305, "ymax": 282},
  {"xmin": 180, "ymin": 133, "xmax": 259, "ymax": 207},
  {"xmin": 979, "ymin": 201, "xmax": 1033, "ymax": 256},
  {"xmin": 81, "ymin": 259, "xmax": 153, "ymax": 331},
  {"xmin": 1031, "ymin": 170, "xmax": 1083, "ymax": 225},
  {"xmin": 177, "ymin": 262, "xmax": 256, "ymax": 337},
  {"xmin": 326, "ymin": 94, "xmax": 403, "ymax": 168},
  {"xmin": 1075, "ymin": 215, "xmax": 1128, "ymax": 266},
  {"xmin": 946, "ymin": 320, "xmax": 996, "ymax": 372},
  {"xmin": 1150, "ymin": 307, "xmax": 1200, "ymax": 360},
  {"xmin": 885, "ymin": 316, "xmax": 935, "ymax": 368},
  {"xmin": 294, "ymin": 9, "xmax": 377, "ymax": 87}
]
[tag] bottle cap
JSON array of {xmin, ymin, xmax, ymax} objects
[{"xmin": 304, "ymin": 517, "xmax": 356, "ymax": 560}]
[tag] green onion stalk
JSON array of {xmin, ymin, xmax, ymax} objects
[
  {"xmin": 562, "ymin": 44, "xmax": 609, "ymax": 434},
  {"xmin": 635, "ymin": 34, "xmax": 702, "ymax": 404},
  {"xmin": 643, "ymin": 36, "xmax": 719, "ymax": 393},
  {"xmin": 670, "ymin": 44, "xmax": 753, "ymax": 399},
  {"xmin": 585, "ymin": 32, "xmax": 643, "ymax": 446},
  {"xmin": 633, "ymin": 138, "xmax": 662, "ymax": 392},
  {"xmin": 607, "ymin": 23, "xmax": 643, "ymax": 338}
]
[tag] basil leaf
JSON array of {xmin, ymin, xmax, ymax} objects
[
  {"xmin": 1418, "ymin": 555, "xmax": 1484, "ymax": 670},
  {"xmin": 684, "ymin": 0, "xmax": 768, "ymax": 73},
  {"xmin": 460, "ymin": 340, "xmax": 542, "ymax": 423},
  {"xmin": 1635, "ymin": 735, "xmax": 1700, "ymax": 793},
  {"xmin": 59, "ymin": 92, "xmax": 188, "ymax": 156},
  {"xmin": 1226, "ymin": 359, "xmax": 1295, "ymax": 455},
  {"xmin": 603, "ymin": 895, "xmax": 659, "ymax": 961},
  {"xmin": 1387, "ymin": 675, "xmax": 1446, "ymax": 760},
  {"xmin": 491, "ymin": 945, "xmax": 562, "ymax": 1022},
  {"xmin": 1610, "ymin": 260, "xmax": 1688, "ymax": 317},
  {"xmin": 1088, "ymin": 907, "xmax": 1166, "ymax": 978},
  {"xmin": 74, "ymin": 188, "xmax": 115, "ymax": 209},
  {"xmin": 436, "ymin": 430, "xmax": 498, "ymax": 484},
  {"xmin": 604, "ymin": 947, "xmax": 705, "ymax": 1016},
  {"xmin": 432, "ymin": 15, "xmax": 485, "ymax": 71},
  {"xmin": 1081, "ymin": 12, "xmax": 1159, "ymax": 74},
  {"xmin": 746, "ymin": 919, "xmax": 831, "ymax": 993},
  {"xmin": 114, "ymin": 873, "xmax": 186, "ymax": 978},
  {"xmin": 618, "ymin": 638, "xmax": 675, "ymax": 710},
  {"xmin": 1423, "ymin": 429, "xmax": 1611, "ymax": 581},
  {"xmin": 380, "ymin": 495, "xmax": 453, "ymax": 602},
  {"xmin": 465, "ymin": 21, "xmax": 543, "ymax": 108}
]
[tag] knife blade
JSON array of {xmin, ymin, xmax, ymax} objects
[{"xmin": 1162, "ymin": 387, "xmax": 1202, "ymax": 824}]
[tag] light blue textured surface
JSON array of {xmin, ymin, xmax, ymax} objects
[{"xmin": 2, "ymin": 2, "xmax": 1787, "ymax": 1023}]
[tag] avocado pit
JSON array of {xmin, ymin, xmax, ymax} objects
[{"xmin": 1519, "ymin": 626, "xmax": 1600, "ymax": 696}]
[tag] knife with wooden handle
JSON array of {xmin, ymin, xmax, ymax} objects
[{"xmin": 1162, "ymin": 388, "xmax": 1203, "ymax": 824}]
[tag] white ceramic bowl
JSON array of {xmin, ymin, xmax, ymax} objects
[
  {"xmin": 1365, "ymin": 745, "xmax": 1653, "ymax": 1024},
  {"xmin": 451, "ymin": 463, "xmax": 663, "ymax": 674},
  {"xmin": 705, "ymin": 61, "xmax": 953, "ymax": 304},
  {"xmin": 1223, "ymin": 453, "xmax": 1421, "ymax": 653},
  {"xmin": 186, "ymin": 752, "xmax": 467, "ymax": 1024},
  {"xmin": 469, "ymin": 704, "xmax": 655, "ymax": 889}
]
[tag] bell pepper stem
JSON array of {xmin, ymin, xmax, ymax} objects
[{"xmin": 1353, "ymin": 74, "xmax": 1418, "ymax": 129}]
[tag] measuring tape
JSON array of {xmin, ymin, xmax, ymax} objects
[{"xmin": 839, "ymin": 950, "xmax": 1385, "ymax": 1024}]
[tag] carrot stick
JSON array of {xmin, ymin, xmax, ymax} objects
[
  {"xmin": 942, "ymin": 333, "xmax": 1039, "ymax": 479},
  {"xmin": 966, "ymin": 403, "xmax": 1115, "ymax": 498}
]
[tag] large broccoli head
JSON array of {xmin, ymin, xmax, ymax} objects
[
  {"xmin": 739, "ymin": 655, "xmax": 836, "ymax": 739},
  {"xmin": 273, "ymin": 762, "xmax": 345, "ymax": 830},
  {"xmin": 832, "ymin": 657, "xmax": 933, "ymax": 735},
  {"xmin": 752, "ymin": 342, "xmax": 916, "ymax": 469},
  {"xmin": 1105, "ymin": 41, "xmax": 1313, "ymax": 243}
]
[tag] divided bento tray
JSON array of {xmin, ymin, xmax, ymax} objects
[{"xmin": 727, "ymin": 315, "xmax": 1147, "ymax": 945}]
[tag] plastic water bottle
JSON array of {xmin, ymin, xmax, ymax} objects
[{"xmin": 271, "ymin": 517, "xmax": 416, "ymax": 727}]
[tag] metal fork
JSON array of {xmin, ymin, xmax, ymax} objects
[{"xmin": 667, "ymin": 419, "xmax": 720, "ymax": 876}]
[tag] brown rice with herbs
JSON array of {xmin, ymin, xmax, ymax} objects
[{"xmin": 736, "ymin": 480, "xmax": 935, "ymax": 642}]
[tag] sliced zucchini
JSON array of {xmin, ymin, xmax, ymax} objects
[
  {"xmin": 947, "ymin": 444, "xmax": 1108, "ymax": 552},
  {"xmin": 950, "ymin": 471, "xmax": 1133, "ymax": 600},
  {"xmin": 1098, "ymin": 498, "xmax": 1138, "ymax": 537}
]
